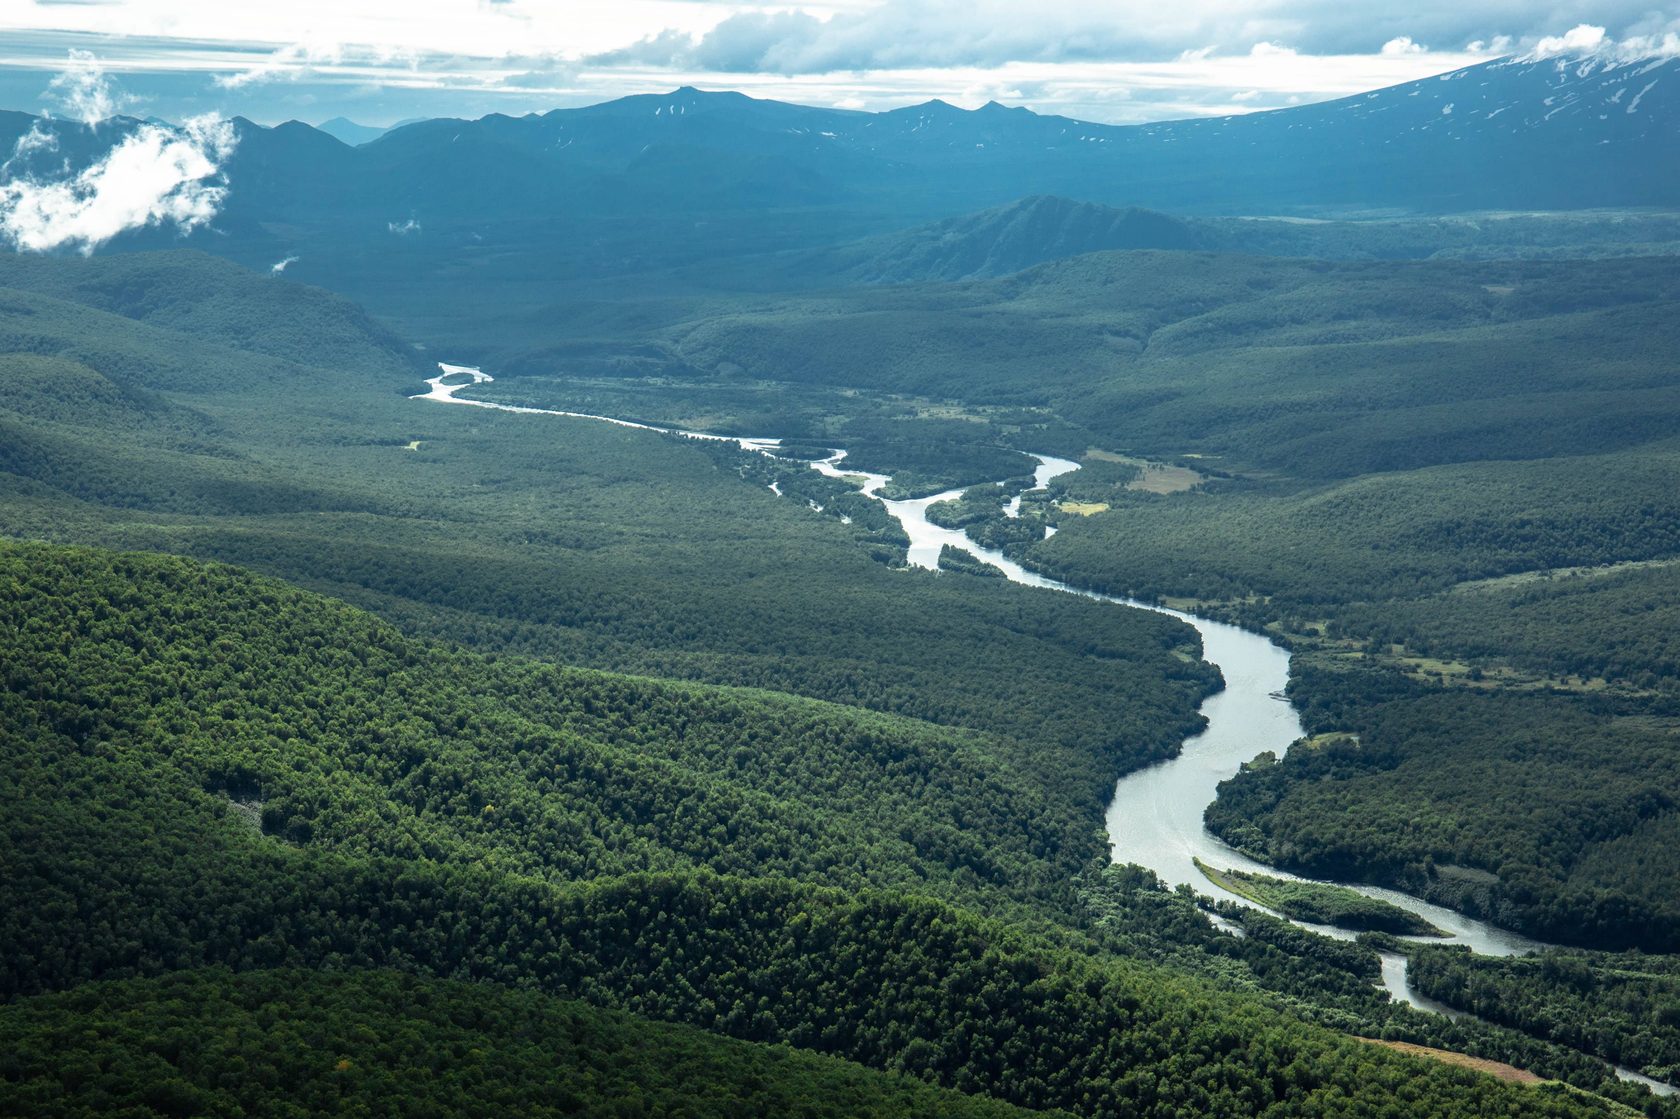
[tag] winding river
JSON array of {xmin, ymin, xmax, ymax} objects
[{"xmin": 415, "ymin": 364, "xmax": 1672, "ymax": 1093}]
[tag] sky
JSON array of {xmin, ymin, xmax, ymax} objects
[{"xmin": 0, "ymin": 0, "xmax": 1676, "ymax": 128}]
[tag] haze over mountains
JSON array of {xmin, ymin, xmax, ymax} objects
[
  {"xmin": 3, "ymin": 46, "xmax": 1677, "ymax": 273},
  {"xmin": 312, "ymin": 116, "xmax": 392, "ymax": 146}
]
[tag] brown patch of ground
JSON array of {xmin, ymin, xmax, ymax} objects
[
  {"xmin": 1356, "ymin": 1038, "xmax": 1543, "ymax": 1085},
  {"xmin": 1129, "ymin": 463, "xmax": 1205, "ymax": 494}
]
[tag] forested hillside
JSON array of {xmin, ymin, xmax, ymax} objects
[
  {"xmin": 0, "ymin": 539, "xmax": 1121, "ymax": 922},
  {"xmin": 1409, "ymin": 946, "xmax": 1680, "ymax": 1085},
  {"xmin": 1206, "ymin": 672, "xmax": 1680, "ymax": 948},
  {"xmin": 12, "ymin": 241, "xmax": 1677, "ymax": 957},
  {"xmin": 0, "ymin": 540, "xmax": 1645, "ymax": 1119},
  {"xmin": 651, "ymin": 252, "xmax": 1680, "ymax": 480}
]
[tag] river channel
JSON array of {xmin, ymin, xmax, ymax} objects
[{"xmin": 415, "ymin": 364, "xmax": 1673, "ymax": 1093}]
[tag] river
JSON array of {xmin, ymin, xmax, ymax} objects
[{"xmin": 415, "ymin": 364, "xmax": 1673, "ymax": 1094}]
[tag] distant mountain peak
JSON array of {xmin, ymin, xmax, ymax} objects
[
  {"xmin": 313, "ymin": 116, "xmax": 387, "ymax": 146},
  {"xmin": 892, "ymin": 98, "xmax": 964, "ymax": 115}
]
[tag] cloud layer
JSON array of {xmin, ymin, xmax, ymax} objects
[
  {"xmin": 585, "ymin": 1, "xmax": 1680, "ymax": 75},
  {"xmin": 2, "ymin": 4, "xmax": 1678, "ymax": 127},
  {"xmin": 1527, "ymin": 23, "xmax": 1680, "ymax": 60}
]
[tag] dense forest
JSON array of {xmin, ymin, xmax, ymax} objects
[
  {"xmin": 1329, "ymin": 563, "xmax": 1680, "ymax": 695},
  {"xmin": 689, "ymin": 252, "xmax": 1679, "ymax": 958},
  {"xmin": 0, "ymin": 539, "xmax": 1132, "ymax": 921},
  {"xmin": 419, "ymin": 247, "xmax": 1680, "ymax": 957},
  {"xmin": 0, "ymin": 969, "xmax": 1047, "ymax": 1119},
  {"xmin": 1205, "ymin": 665, "xmax": 1680, "ymax": 950},
  {"xmin": 7, "ymin": 539, "xmax": 1654, "ymax": 1118},
  {"xmin": 1409, "ymin": 946, "xmax": 1680, "ymax": 1084}
]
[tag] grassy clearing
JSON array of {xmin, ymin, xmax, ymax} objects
[
  {"xmin": 1284, "ymin": 630, "xmax": 1650, "ymax": 702},
  {"xmin": 1130, "ymin": 463, "xmax": 1206, "ymax": 494},
  {"xmin": 1194, "ymin": 859, "xmax": 1448, "ymax": 937},
  {"xmin": 1081, "ymin": 448, "xmax": 1206, "ymax": 494},
  {"xmin": 1449, "ymin": 557, "xmax": 1680, "ymax": 595},
  {"xmin": 1058, "ymin": 501, "xmax": 1111, "ymax": 516}
]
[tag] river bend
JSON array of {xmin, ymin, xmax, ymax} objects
[
  {"xmin": 411, "ymin": 363, "xmax": 1531, "ymax": 960},
  {"xmin": 412, "ymin": 365, "xmax": 1678, "ymax": 1091}
]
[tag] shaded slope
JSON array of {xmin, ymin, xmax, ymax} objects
[
  {"xmin": 0, "ymin": 539, "xmax": 1105, "ymax": 920},
  {"xmin": 821, "ymin": 197, "xmax": 1204, "ymax": 282}
]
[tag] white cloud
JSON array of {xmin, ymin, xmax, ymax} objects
[
  {"xmin": 1522, "ymin": 22, "xmax": 1680, "ymax": 62},
  {"xmin": 1530, "ymin": 23, "xmax": 1607, "ymax": 57},
  {"xmin": 387, "ymin": 217, "xmax": 421, "ymax": 234},
  {"xmin": 1626, "ymin": 31, "xmax": 1680, "ymax": 58},
  {"xmin": 46, "ymin": 48, "xmax": 128, "ymax": 123},
  {"xmin": 6, "ymin": 2, "xmax": 1678, "ymax": 77},
  {"xmin": 271, "ymin": 254, "xmax": 299, "ymax": 273},
  {"xmin": 0, "ymin": 114, "xmax": 238, "ymax": 254},
  {"xmin": 2, "ymin": 121, "xmax": 61, "ymax": 176},
  {"xmin": 215, "ymin": 39, "xmax": 347, "ymax": 89},
  {"xmin": 571, "ymin": 2, "xmax": 1680, "ymax": 76},
  {"xmin": 1249, "ymin": 42, "xmax": 1299, "ymax": 59}
]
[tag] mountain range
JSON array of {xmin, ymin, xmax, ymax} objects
[
  {"xmin": 3, "ymin": 48, "xmax": 1676, "ymax": 268},
  {"xmin": 262, "ymin": 50, "xmax": 1680, "ymax": 218}
]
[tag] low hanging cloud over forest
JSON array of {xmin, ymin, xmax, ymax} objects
[{"xmin": 0, "ymin": 51, "xmax": 236, "ymax": 254}]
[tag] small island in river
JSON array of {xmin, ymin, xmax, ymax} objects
[{"xmin": 1194, "ymin": 859, "xmax": 1449, "ymax": 937}]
